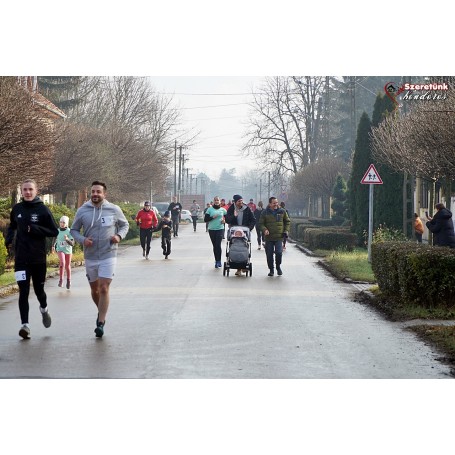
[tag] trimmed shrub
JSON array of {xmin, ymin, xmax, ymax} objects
[
  {"xmin": 304, "ymin": 226, "xmax": 357, "ymax": 251},
  {"xmin": 371, "ymin": 242, "xmax": 455, "ymax": 309},
  {"xmin": 0, "ymin": 232, "xmax": 7, "ymax": 275}
]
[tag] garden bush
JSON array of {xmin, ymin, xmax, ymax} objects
[
  {"xmin": 303, "ymin": 226, "xmax": 357, "ymax": 251},
  {"xmin": 371, "ymin": 242, "xmax": 455, "ymax": 309},
  {"xmin": 0, "ymin": 232, "xmax": 8, "ymax": 275}
]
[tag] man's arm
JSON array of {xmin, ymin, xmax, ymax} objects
[
  {"xmin": 224, "ymin": 205, "xmax": 236, "ymax": 226},
  {"xmin": 115, "ymin": 207, "xmax": 130, "ymax": 240},
  {"xmin": 28, "ymin": 208, "xmax": 59, "ymax": 238}
]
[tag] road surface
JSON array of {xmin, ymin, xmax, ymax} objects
[{"xmin": 0, "ymin": 222, "xmax": 451, "ymax": 378}]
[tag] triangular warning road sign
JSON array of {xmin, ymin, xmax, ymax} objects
[{"xmin": 361, "ymin": 164, "xmax": 383, "ymax": 184}]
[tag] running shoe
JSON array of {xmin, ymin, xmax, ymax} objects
[
  {"xmin": 40, "ymin": 307, "xmax": 52, "ymax": 328},
  {"xmin": 277, "ymin": 266, "xmax": 283, "ymax": 276},
  {"xmin": 94, "ymin": 322, "xmax": 105, "ymax": 338},
  {"xmin": 19, "ymin": 325, "xmax": 30, "ymax": 339}
]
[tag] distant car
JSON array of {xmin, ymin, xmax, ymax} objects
[
  {"xmin": 180, "ymin": 210, "xmax": 193, "ymax": 222},
  {"xmin": 152, "ymin": 202, "xmax": 170, "ymax": 217}
]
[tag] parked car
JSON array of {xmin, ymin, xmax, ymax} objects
[
  {"xmin": 152, "ymin": 202, "xmax": 170, "ymax": 217},
  {"xmin": 180, "ymin": 210, "xmax": 193, "ymax": 222}
]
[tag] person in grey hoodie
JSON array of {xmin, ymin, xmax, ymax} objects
[{"xmin": 71, "ymin": 181, "xmax": 129, "ymax": 338}]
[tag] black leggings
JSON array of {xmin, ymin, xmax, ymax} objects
[
  {"xmin": 208, "ymin": 229, "xmax": 224, "ymax": 262},
  {"xmin": 16, "ymin": 263, "xmax": 48, "ymax": 324},
  {"xmin": 140, "ymin": 228, "xmax": 153, "ymax": 255}
]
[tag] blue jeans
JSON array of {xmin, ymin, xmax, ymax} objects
[{"xmin": 265, "ymin": 240, "xmax": 283, "ymax": 271}]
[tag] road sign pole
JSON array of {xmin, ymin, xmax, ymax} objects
[{"xmin": 368, "ymin": 184, "xmax": 374, "ymax": 263}]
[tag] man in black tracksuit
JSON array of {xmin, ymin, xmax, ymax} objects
[
  {"xmin": 5, "ymin": 179, "xmax": 59, "ymax": 339},
  {"xmin": 167, "ymin": 196, "xmax": 183, "ymax": 237}
]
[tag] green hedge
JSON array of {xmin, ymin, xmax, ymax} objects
[
  {"xmin": 0, "ymin": 232, "xmax": 7, "ymax": 275},
  {"xmin": 290, "ymin": 219, "xmax": 313, "ymax": 240},
  {"xmin": 303, "ymin": 226, "xmax": 357, "ymax": 251},
  {"xmin": 371, "ymin": 242, "xmax": 455, "ymax": 308}
]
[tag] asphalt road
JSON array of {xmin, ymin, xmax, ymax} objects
[{"xmin": 0, "ymin": 222, "xmax": 452, "ymax": 378}]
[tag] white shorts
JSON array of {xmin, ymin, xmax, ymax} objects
[{"xmin": 85, "ymin": 257, "xmax": 117, "ymax": 282}]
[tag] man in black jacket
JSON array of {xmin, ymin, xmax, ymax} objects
[
  {"xmin": 167, "ymin": 196, "xmax": 183, "ymax": 237},
  {"xmin": 225, "ymin": 194, "xmax": 256, "ymax": 231},
  {"xmin": 5, "ymin": 179, "xmax": 59, "ymax": 339}
]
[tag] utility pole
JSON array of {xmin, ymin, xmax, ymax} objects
[
  {"xmin": 174, "ymin": 140, "xmax": 177, "ymax": 197},
  {"xmin": 181, "ymin": 153, "xmax": 185, "ymax": 195},
  {"xmin": 178, "ymin": 145, "xmax": 183, "ymax": 201}
]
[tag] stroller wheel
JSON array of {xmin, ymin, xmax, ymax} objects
[
  {"xmin": 223, "ymin": 264, "xmax": 226, "ymax": 276},
  {"xmin": 249, "ymin": 263, "xmax": 253, "ymax": 277}
]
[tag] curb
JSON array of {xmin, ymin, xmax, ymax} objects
[{"xmin": 0, "ymin": 261, "xmax": 85, "ymax": 299}]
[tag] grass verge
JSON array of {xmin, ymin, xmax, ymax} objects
[
  {"xmin": 408, "ymin": 325, "xmax": 455, "ymax": 369},
  {"xmin": 323, "ymin": 248, "xmax": 375, "ymax": 283}
]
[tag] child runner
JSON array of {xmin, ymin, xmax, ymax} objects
[
  {"xmin": 155, "ymin": 210, "xmax": 173, "ymax": 259},
  {"xmin": 53, "ymin": 215, "xmax": 75, "ymax": 289}
]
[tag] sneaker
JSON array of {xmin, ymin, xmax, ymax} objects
[
  {"xmin": 40, "ymin": 307, "xmax": 52, "ymax": 328},
  {"xmin": 94, "ymin": 322, "xmax": 105, "ymax": 338},
  {"xmin": 165, "ymin": 255, "xmax": 168, "ymax": 259},
  {"xmin": 58, "ymin": 279, "xmax": 63, "ymax": 287},
  {"xmin": 66, "ymin": 280, "xmax": 71, "ymax": 290},
  {"xmin": 235, "ymin": 270, "xmax": 242, "ymax": 276},
  {"xmin": 268, "ymin": 270, "xmax": 274, "ymax": 277},
  {"xmin": 257, "ymin": 246, "xmax": 261, "ymax": 250},
  {"xmin": 145, "ymin": 255, "xmax": 149, "ymax": 260},
  {"xmin": 19, "ymin": 324, "xmax": 30, "ymax": 339},
  {"xmin": 143, "ymin": 249, "xmax": 146, "ymax": 257},
  {"xmin": 277, "ymin": 266, "xmax": 283, "ymax": 276}
]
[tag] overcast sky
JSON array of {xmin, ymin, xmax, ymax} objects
[{"xmin": 149, "ymin": 76, "xmax": 264, "ymax": 181}]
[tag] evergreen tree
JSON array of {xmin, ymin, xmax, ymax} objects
[
  {"xmin": 331, "ymin": 174, "xmax": 347, "ymax": 225},
  {"xmin": 38, "ymin": 76, "xmax": 99, "ymax": 116},
  {"xmin": 349, "ymin": 112, "xmax": 372, "ymax": 242},
  {"xmin": 371, "ymin": 94, "xmax": 404, "ymax": 231}
]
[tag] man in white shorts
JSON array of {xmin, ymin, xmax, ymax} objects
[{"xmin": 71, "ymin": 181, "xmax": 129, "ymax": 338}]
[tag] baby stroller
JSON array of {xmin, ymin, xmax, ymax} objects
[{"xmin": 223, "ymin": 225, "xmax": 253, "ymax": 277}]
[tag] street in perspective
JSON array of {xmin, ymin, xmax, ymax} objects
[{"xmin": 0, "ymin": 223, "xmax": 451, "ymax": 379}]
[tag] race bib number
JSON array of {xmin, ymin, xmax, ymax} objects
[
  {"xmin": 15, "ymin": 270, "xmax": 26, "ymax": 281},
  {"xmin": 101, "ymin": 216, "xmax": 114, "ymax": 227},
  {"xmin": 59, "ymin": 241, "xmax": 67, "ymax": 247}
]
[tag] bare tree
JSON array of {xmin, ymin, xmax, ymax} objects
[
  {"xmin": 0, "ymin": 77, "xmax": 56, "ymax": 195},
  {"xmin": 243, "ymin": 76, "xmax": 328, "ymax": 177},
  {"xmin": 371, "ymin": 92, "xmax": 455, "ymax": 181},
  {"xmin": 51, "ymin": 77, "xmax": 183, "ymax": 202},
  {"xmin": 290, "ymin": 157, "xmax": 349, "ymax": 217}
]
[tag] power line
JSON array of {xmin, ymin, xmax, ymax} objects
[
  {"xmin": 180, "ymin": 102, "xmax": 248, "ymax": 109},
  {"xmin": 186, "ymin": 115, "xmax": 245, "ymax": 121},
  {"xmin": 156, "ymin": 92, "xmax": 261, "ymax": 96}
]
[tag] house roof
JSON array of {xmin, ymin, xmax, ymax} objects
[{"xmin": 31, "ymin": 91, "xmax": 67, "ymax": 119}]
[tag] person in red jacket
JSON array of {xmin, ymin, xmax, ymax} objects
[{"xmin": 135, "ymin": 201, "xmax": 158, "ymax": 259}]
